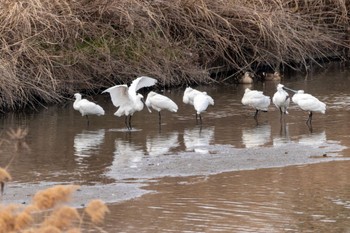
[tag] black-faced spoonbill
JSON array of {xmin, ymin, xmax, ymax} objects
[
  {"xmin": 291, "ymin": 90, "xmax": 326, "ymax": 125},
  {"xmin": 193, "ymin": 92, "xmax": 214, "ymax": 124},
  {"xmin": 241, "ymin": 88, "xmax": 271, "ymax": 120},
  {"xmin": 73, "ymin": 93, "xmax": 105, "ymax": 125},
  {"xmin": 272, "ymin": 84, "xmax": 290, "ymax": 115},
  {"xmin": 183, "ymin": 87, "xmax": 214, "ymax": 124},
  {"xmin": 145, "ymin": 91, "xmax": 178, "ymax": 124},
  {"xmin": 102, "ymin": 76, "xmax": 157, "ymax": 130},
  {"xmin": 183, "ymin": 87, "xmax": 202, "ymax": 105}
]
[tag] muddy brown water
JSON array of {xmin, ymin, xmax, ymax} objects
[{"xmin": 1, "ymin": 64, "xmax": 350, "ymax": 232}]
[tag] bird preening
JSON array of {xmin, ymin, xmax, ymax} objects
[
  {"xmin": 183, "ymin": 87, "xmax": 214, "ymax": 124},
  {"xmin": 241, "ymin": 88, "xmax": 271, "ymax": 121}
]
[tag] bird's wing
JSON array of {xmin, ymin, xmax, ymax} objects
[
  {"xmin": 298, "ymin": 97, "xmax": 326, "ymax": 112},
  {"xmin": 102, "ymin": 85, "xmax": 130, "ymax": 107},
  {"xmin": 129, "ymin": 76, "xmax": 157, "ymax": 94},
  {"xmin": 152, "ymin": 94, "xmax": 178, "ymax": 111}
]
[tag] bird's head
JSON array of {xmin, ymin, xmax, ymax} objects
[{"xmin": 74, "ymin": 93, "xmax": 82, "ymax": 100}]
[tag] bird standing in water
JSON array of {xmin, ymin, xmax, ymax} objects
[
  {"xmin": 183, "ymin": 87, "xmax": 214, "ymax": 124},
  {"xmin": 241, "ymin": 88, "xmax": 271, "ymax": 120},
  {"xmin": 145, "ymin": 91, "xmax": 178, "ymax": 125},
  {"xmin": 73, "ymin": 93, "xmax": 105, "ymax": 125},
  {"xmin": 193, "ymin": 92, "xmax": 214, "ymax": 124},
  {"xmin": 102, "ymin": 76, "xmax": 157, "ymax": 130},
  {"xmin": 291, "ymin": 90, "xmax": 326, "ymax": 125},
  {"xmin": 272, "ymin": 84, "xmax": 290, "ymax": 116}
]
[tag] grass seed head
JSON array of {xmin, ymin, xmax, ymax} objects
[
  {"xmin": 32, "ymin": 185, "xmax": 80, "ymax": 210},
  {"xmin": 85, "ymin": 199, "xmax": 109, "ymax": 224}
]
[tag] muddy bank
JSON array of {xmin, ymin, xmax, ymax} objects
[{"xmin": 2, "ymin": 140, "xmax": 348, "ymax": 207}]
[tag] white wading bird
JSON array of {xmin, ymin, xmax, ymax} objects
[
  {"xmin": 291, "ymin": 89, "xmax": 326, "ymax": 125},
  {"xmin": 183, "ymin": 87, "xmax": 214, "ymax": 124},
  {"xmin": 272, "ymin": 84, "xmax": 290, "ymax": 115},
  {"xmin": 193, "ymin": 92, "xmax": 214, "ymax": 124},
  {"xmin": 183, "ymin": 87, "xmax": 202, "ymax": 105},
  {"xmin": 145, "ymin": 91, "xmax": 178, "ymax": 124},
  {"xmin": 73, "ymin": 93, "xmax": 105, "ymax": 125},
  {"xmin": 102, "ymin": 76, "xmax": 157, "ymax": 130},
  {"xmin": 241, "ymin": 88, "xmax": 271, "ymax": 120}
]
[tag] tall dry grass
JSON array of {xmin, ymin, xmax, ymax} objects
[
  {"xmin": 0, "ymin": 0, "xmax": 349, "ymax": 109},
  {"xmin": 0, "ymin": 128, "xmax": 109, "ymax": 232}
]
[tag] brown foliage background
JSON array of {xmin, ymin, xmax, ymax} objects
[{"xmin": 0, "ymin": 0, "xmax": 349, "ymax": 109}]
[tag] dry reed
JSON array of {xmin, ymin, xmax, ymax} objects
[
  {"xmin": 85, "ymin": 199, "xmax": 110, "ymax": 225},
  {"xmin": 32, "ymin": 185, "xmax": 80, "ymax": 210},
  {"xmin": 0, "ymin": 0, "xmax": 348, "ymax": 109},
  {"xmin": 0, "ymin": 128, "xmax": 109, "ymax": 232}
]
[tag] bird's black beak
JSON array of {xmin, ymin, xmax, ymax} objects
[{"xmin": 282, "ymin": 86, "xmax": 297, "ymax": 93}]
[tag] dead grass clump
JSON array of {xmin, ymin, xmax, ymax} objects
[
  {"xmin": 0, "ymin": 185, "xmax": 109, "ymax": 232},
  {"xmin": 85, "ymin": 199, "xmax": 110, "ymax": 225},
  {"xmin": 0, "ymin": 0, "xmax": 349, "ymax": 108},
  {"xmin": 32, "ymin": 185, "xmax": 80, "ymax": 210},
  {"xmin": 0, "ymin": 128, "xmax": 109, "ymax": 231},
  {"xmin": 42, "ymin": 206, "xmax": 80, "ymax": 230}
]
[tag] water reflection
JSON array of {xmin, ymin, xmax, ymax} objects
[
  {"xmin": 74, "ymin": 129, "xmax": 105, "ymax": 164},
  {"xmin": 146, "ymin": 132, "xmax": 179, "ymax": 157},
  {"xmin": 297, "ymin": 130, "xmax": 326, "ymax": 146},
  {"xmin": 112, "ymin": 139, "xmax": 144, "ymax": 169},
  {"xmin": 273, "ymin": 123, "xmax": 291, "ymax": 146},
  {"xmin": 241, "ymin": 124, "xmax": 271, "ymax": 148},
  {"xmin": 183, "ymin": 126, "xmax": 215, "ymax": 154}
]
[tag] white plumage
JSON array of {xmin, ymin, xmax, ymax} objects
[
  {"xmin": 102, "ymin": 76, "xmax": 157, "ymax": 130},
  {"xmin": 292, "ymin": 90, "xmax": 326, "ymax": 124},
  {"xmin": 241, "ymin": 88, "xmax": 271, "ymax": 119},
  {"xmin": 194, "ymin": 92, "xmax": 214, "ymax": 115},
  {"xmin": 272, "ymin": 84, "xmax": 290, "ymax": 115},
  {"xmin": 73, "ymin": 93, "xmax": 105, "ymax": 125},
  {"xmin": 183, "ymin": 87, "xmax": 203, "ymax": 105},
  {"xmin": 183, "ymin": 87, "xmax": 214, "ymax": 124},
  {"xmin": 145, "ymin": 91, "xmax": 178, "ymax": 124}
]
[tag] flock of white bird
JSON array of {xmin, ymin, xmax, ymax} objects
[
  {"xmin": 73, "ymin": 76, "xmax": 326, "ymax": 129},
  {"xmin": 242, "ymin": 83, "xmax": 326, "ymax": 125}
]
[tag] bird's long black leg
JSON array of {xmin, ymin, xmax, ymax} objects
[
  {"xmin": 199, "ymin": 114, "xmax": 202, "ymax": 125},
  {"xmin": 124, "ymin": 116, "xmax": 128, "ymax": 129},
  {"xmin": 254, "ymin": 109, "xmax": 259, "ymax": 119},
  {"xmin": 128, "ymin": 115, "xmax": 132, "ymax": 130},
  {"xmin": 158, "ymin": 112, "xmax": 161, "ymax": 125},
  {"xmin": 86, "ymin": 115, "xmax": 90, "ymax": 126},
  {"xmin": 306, "ymin": 112, "xmax": 313, "ymax": 125},
  {"xmin": 195, "ymin": 113, "xmax": 198, "ymax": 124}
]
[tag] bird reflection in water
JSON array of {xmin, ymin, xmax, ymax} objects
[
  {"xmin": 74, "ymin": 129, "xmax": 105, "ymax": 165},
  {"xmin": 183, "ymin": 126, "xmax": 214, "ymax": 154},
  {"xmin": 241, "ymin": 124, "xmax": 271, "ymax": 148},
  {"xmin": 146, "ymin": 132, "xmax": 179, "ymax": 157}
]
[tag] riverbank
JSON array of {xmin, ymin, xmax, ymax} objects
[{"xmin": 0, "ymin": 0, "xmax": 349, "ymax": 110}]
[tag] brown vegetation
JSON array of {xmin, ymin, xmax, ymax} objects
[
  {"xmin": 0, "ymin": 0, "xmax": 349, "ymax": 109},
  {"xmin": 0, "ymin": 128, "xmax": 109, "ymax": 232}
]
